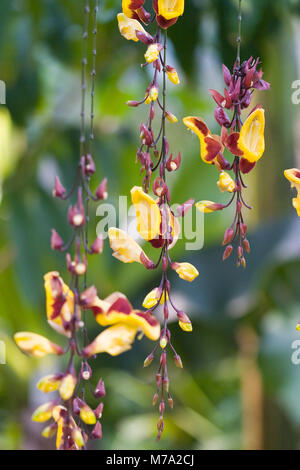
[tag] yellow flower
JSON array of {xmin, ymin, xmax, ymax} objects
[
  {"xmin": 131, "ymin": 186, "xmax": 161, "ymax": 241},
  {"xmin": 172, "ymin": 262, "xmax": 199, "ymax": 282},
  {"xmin": 284, "ymin": 168, "xmax": 300, "ymax": 216},
  {"xmin": 142, "ymin": 288, "xmax": 168, "ymax": 308},
  {"xmin": 14, "ymin": 332, "xmax": 63, "ymax": 357},
  {"xmin": 183, "ymin": 116, "xmax": 222, "ymax": 164},
  {"xmin": 32, "ymin": 402, "xmax": 57, "ymax": 423},
  {"xmin": 158, "ymin": 0, "xmax": 184, "ymax": 20},
  {"xmin": 117, "ymin": 13, "xmax": 147, "ymax": 42},
  {"xmin": 149, "ymin": 86, "xmax": 158, "ymax": 102},
  {"xmin": 41, "ymin": 423, "xmax": 56, "ymax": 439},
  {"xmin": 166, "ymin": 111, "xmax": 178, "ymax": 123},
  {"xmin": 237, "ymin": 108, "xmax": 265, "ymax": 163},
  {"xmin": 37, "ymin": 374, "xmax": 62, "ymax": 393},
  {"xmin": 145, "ymin": 43, "xmax": 161, "ymax": 63},
  {"xmin": 217, "ymin": 171, "xmax": 236, "ymax": 193},
  {"xmin": 179, "ymin": 321, "xmax": 193, "ymax": 332},
  {"xmin": 108, "ymin": 227, "xmax": 150, "ymax": 264},
  {"xmin": 88, "ymin": 291, "xmax": 161, "ymax": 342},
  {"xmin": 167, "ymin": 66, "xmax": 180, "ymax": 85},
  {"xmin": 83, "ymin": 323, "xmax": 138, "ymax": 357},
  {"xmin": 44, "ymin": 271, "xmax": 77, "ymax": 337},
  {"xmin": 195, "ymin": 200, "xmax": 223, "ymax": 213},
  {"xmin": 80, "ymin": 404, "xmax": 96, "ymax": 425},
  {"xmin": 59, "ymin": 374, "xmax": 77, "ymax": 401}
]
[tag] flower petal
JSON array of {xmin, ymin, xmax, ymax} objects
[
  {"xmin": 183, "ymin": 116, "xmax": 222, "ymax": 164},
  {"xmin": 44, "ymin": 271, "xmax": 76, "ymax": 337},
  {"xmin": 237, "ymin": 108, "xmax": 265, "ymax": 163},
  {"xmin": 83, "ymin": 324, "xmax": 138, "ymax": 357},
  {"xmin": 172, "ymin": 262, "xmax": 199, "ymax": 282},
  {"xmin": 108, "ymin": 227, "xmax": 151, "ymax": 264},
  {"xmin": 14, "ymin": 332, "xmax": 64, "ymax": 357},
  {"xmin": 117, "ymin": 13, "xmax": 147, "ymax": 42},
  {"xmin": 157, "ymin": 0, "xmax": 184, "ymax": 20},
  {"xmin": 131, "ymin": 186, "xmax": 161, "ymax": 240}
]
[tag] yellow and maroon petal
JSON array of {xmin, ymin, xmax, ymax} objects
[
  {"xmin": 237, "ymin": 108, "xmax": 265, "ymax": 163},
  {"xmin": 183, "ymin": 116, "xmax": 222, "ymax": 164},
  {"xmin": 14, "ymin": 332, "xmax": 64, "ymax": 358}
]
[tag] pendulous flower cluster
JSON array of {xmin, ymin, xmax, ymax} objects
[
  {"xmin": 13, "ymin": 0, "xmax": 160, "ymax": 450},
  {"xmin": 184, "ymin": 56, "xmax": 270, "ymax": 267},
  {"xmin": 115, "ymin": 0, "xmax": 199, "ymax": 440}
]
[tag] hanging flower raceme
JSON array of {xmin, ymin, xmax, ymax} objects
[
  {"xmin": 284, "ymin": 168, "xmax": 300, "ymax": 216},
  {"xmin": 113, "ymin": 2, "xmax": 198, "ymax": 439},
  {"xmin": 184, "ymin": 54, "xmax": 270, "ymax": 267},
  {"xmin": 13, "ymin": 2, "xmax": 159, "ymax": 450},
  {"xmin": 15, "ymin": 273, "xmax": 159, "ymax": 449}
]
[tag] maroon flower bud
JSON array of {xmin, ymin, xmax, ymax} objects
[
  {"xmin": 135, "ymin": 29, "xmax": 153, "ymax": 44},
  {"xmin": 91, "ymin": 421, "xmax": 102, "ymax": 440},
  {"xmin": 126, "ymin": 100, "xmax": 140, "ymax": 107},
  {"xmin": 159, "ymin": 401, "xmax": 165, "ymax": 415},
  {"xmin": 66, "ymin": 253, "xmax": 75, "ymax": 274},
  {"xmin": 156, "ymin": 373, "xmax": 162, "ymax": 387},
  {"xmin": 231, "ymin": 77, "xmax": 241, "ymax": 101},
  {"xmin": 81, "ymin": 154, "xmax": 96, "ymax": 176},
  {"xmin": 90, "ymin": 235, "xmax": 104, "ymax": 254},
  {"xmin": 94, "ymin": 402, "xmax": 104, "ymax": 419},
  {"xmin": 222, "ymin": 64, "xmax": 231, "ymax": 86},
  {"xmin": 150, "ymin": 103, "xmax": 155, "ymax": 120},
  {"xmin": 95, "ymin": 178, "xmax": 108, "ymax": 200},
  {"xmin": 73, "ymin": 397, "xmax": 83, "ymax": 415},
  {"xmin": 243, "ymin": 239, "xmax": 250, "ymax": 253},
  {"xmin": 53, "ymin": 176, "xmax": 66, "ymax": 198},
  {"xmin": 237, "ymin": 245, "xmax": 243, "ymax": 258},
  {"xmin": 152, "ymin": 393, "xmax": 159, "ymax": 406},
  {"xmin": 174, "ymin": 353, "xmax": 183, "ymax": 368},
  {"xmin": 177, "ymin": 310, "xmax": 191, "ymax": 324},
  {"xmin": 168, "ymin": 397, "xmax": 174, "ymax": 409},
  {"xmin": 209, "ymin": 89, "xmax": 226, "ymax": 108},
  {"xmin": 140, "ymin": 251, "xmax": 155, "ymax": 269},
  {"xmin": 214, "ymin": 106, "xmax": 231, "ymax": 128},
  {"xmin": 140, "ymin": 123, "xmax": 153, "ymax": 146},
  {"xmin": 153, "ymin": 176, "xmax": 167, "ymax": 197},
  {"xmin": 51, "ymin": 229, "xmax": 64, "ymax": 250},
  {"xmin": 94, "ymin": 378, "xmax": 106, "ymax": 398},
  {"xmin": 144, "ymin": 352, "xmax": 154, "ymax": 367},
  {"xmin": 223, "ymin": 245, "xmax": 233, "ymax": 261},
  {"xmin": 222, "ymin": 228, "xmax": 234, "ymax": 245}
]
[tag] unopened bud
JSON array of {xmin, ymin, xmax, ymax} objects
[
  {"xmin": 91, "ymin": 421, "xmax": 103, "ymax": 440},
  {"xmin": 143, "ymin": 353, "xmax": 154, "ymax": 368},
  {"xmin": 51, "ymin": 229, "xmax": 64, "ymax": 250},
  {"xmin": 174, "ymin": 354, "xmax": 183, "ymax": 369},
  {"xmin": 243, "ymin": 238, "xmax": 250, "ymax": 253},
  {"xmin": 152, "ymin": 393, "xmax": 159, "ymax": 406},
  {"xmin": 156, "ymin": 373, "xmax": 162, "ymax": 387},
  {"xmin": 95, "ymin": 178, "xmax": 108, "ymax": 200},
  {"xmin": 237, "ymin": 245, "xmax": 243, "ymax": 258},
  {"xmin": 241, "ymin": 257, "xmax": 246, "ymax": 268},
  {"xmin": 223, "ymin": 245, "xmax": 233, "ymax": 261},
  {"xmin": 94, "ymin": 402, "xmax": 104, "ymax": 419},
  {"xmin": 159, "ymin": 401, "xmax": 165, "ymax": 414},
  {"xmin": 90, "ymin": 235, "xmax": 104, "ymax": 254},
  {"xmin": 163, "ymin": 378, "xmax": 169, "ymax": 393},
  {"xmin": 53, "ymin": 176, "xmax": 66, "ymax": 198},
  {"xmin": 94, "ymin": 378, "xmax": 106, "ymax": 398},
  {"xmin": 126, "ymin": 100, "xmax": 140, "ymax": 107},
  {"xmin": 222, "ymin": 227, "xmax": 234, "ymax": 245},
  {"xmin": 168, "ymin": 397, "xmax": 174, "ymax": 409}
]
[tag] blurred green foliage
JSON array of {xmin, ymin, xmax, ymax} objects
[{"xmin": 1, "ymin": 0, "xmax": 300, "ymax": 450}]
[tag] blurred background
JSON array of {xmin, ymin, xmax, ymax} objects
[{"xmin": 0, "ymin": 0, "xmax": 300, "ymax": 450}]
